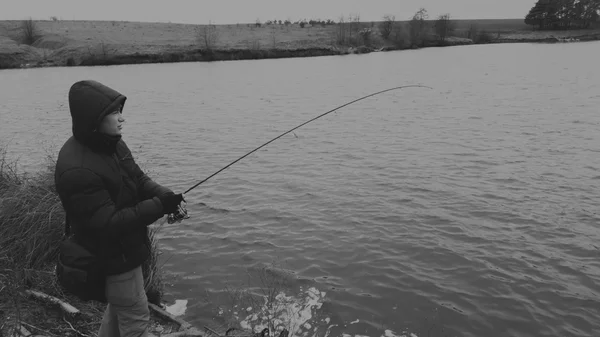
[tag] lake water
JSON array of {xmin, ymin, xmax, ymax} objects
[{"xmin": 1, "ymin": 41, "xmax": 600, "ymax": 337}]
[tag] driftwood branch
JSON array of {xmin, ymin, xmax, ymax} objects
[
  {"xmin": 17, "ymin": 325, "xmax": 32, "ymax": 336},
  {"xmin": 148, "ymin": 302, "xmax": 192, "ymax": 331},
  {"xmin": 203, "ymin": 326, "xmax": 255, "ymax": 337},
  {"xmin": 19, "ymin": 321, "xmax": 50, "ymax": 337},
  {"xmin": 161, "ymin": 328, "xmax": 205, "ymax": 337},
  {"xmin": 63, "ymin": 316, "xmax": 92, "ymax": 337},
  {"xmin": 24, "ymin": 289, "xmax": 80, "ymax": 316},
  {"xmin": 147, "ymin": 303, "xmax": 259, "ymax": 337},
  {"xmin": 204, "ymin": 326, "xmax": 221, "ymax": 336}
]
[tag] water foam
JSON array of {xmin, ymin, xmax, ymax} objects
[
  {"xmin": 381, "ymin": 331, "xmax": 418, "ymax": 337},
  {"xmin": 339, "ymin": 328, "xmax": 417, "ymax": 337},
  {"xmin": 235, "ymin": 287, "xmax": 417, "ymax": 337},
  {"xmin": 237, "ymin": 286, "xmax": 326, "ymax": 337},
  {"xmin": 165, "ymin": 299, "xmax": 188, "ymax": 316},
  {"xmin": 218, "ymin": 285, "xmax": 417, "ymax": 337}
]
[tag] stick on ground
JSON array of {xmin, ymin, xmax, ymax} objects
[
  {"xmin": 148, "ymin": 302, "xmax": 192, "ymax": 331},
  {"xmin": 24, "ymin": 289, "xmax": 80, "ymax": 316}
]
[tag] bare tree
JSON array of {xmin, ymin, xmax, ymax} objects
[
  {"xmin": 359, "ymin": 28, "xmax": 373, "ymax": 46},
  {"xmin": 408, "ymin": 8, "xmax": 429, "ymax": 47},
  {"xmin": 467, "ymin": 23, "xmax": 478, "ymax": 40},
  {"xmin": 392, "ymin": 22, "xmax": 409, "ymax": 48},
  {"xmin": 86, "ymin": 41, "xmax": 113, "ymax": 62},
  {"xmin": 336, "ymin": 15, "xmax": 347, "ymax": 45},
  {"xmin": 270, "ymin": 25, "xmax": 277, "ymax": 47},
  {"xmin": 336, "ymin": 14, "xmax": 360, "ymax": 46},
  {"xmin": 379, "ymin": 15, "xmax": 395, "ymax": 40},
  {"xmin": 99, "ymin": 41, "xmax": 111, "ymax": 60},
  {"xmin": 20, "ymin": 18, "xmax": 40, "ymax": 45},
  {"xmin": 434, "ymin": 13, "xmax": 455, "ymax": 43},
  {"xmin": 349, "ymin": 13, "xmax": 361, "ymax": 44},
  {"xmin": 198, "ymin": 21, "xmax": 219, "ymax": 51}
]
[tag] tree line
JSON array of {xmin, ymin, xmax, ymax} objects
[
  {"xmin": 525, "ymin": 0, "xmax": 600, "ymax": 29},
  {"xmin": 334, "ymin": 8, "xmax": 494, "ymax": 48}
]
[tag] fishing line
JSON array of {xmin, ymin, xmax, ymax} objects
[{"xmin": 167, "ymin": 84, "xmax": 432, "ymax": 223}]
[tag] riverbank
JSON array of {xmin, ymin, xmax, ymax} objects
[{"xmin": 1, "ymin": 18, "xmax": 599, "ymax": 69}]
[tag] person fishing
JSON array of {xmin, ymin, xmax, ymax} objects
[
  {"xmin": 54, "ymin": 80, "xmax": 427, "ymax": 337},
  {"xmin": 54, "ymin": 80, "xmax": 184, "ymax": 337}
]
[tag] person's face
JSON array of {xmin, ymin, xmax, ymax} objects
[{"xmin": 98, "ymin": 109, "xmax": 125, "ymax": 136}]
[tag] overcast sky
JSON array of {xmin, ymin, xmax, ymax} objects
[{"xmin": 2, "ymin": 0, "xmax": 534, "ymax": 24}]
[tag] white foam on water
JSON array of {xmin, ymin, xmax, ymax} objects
[
  {"xmin": 239, "ymin": 286, "xmax": 326, "ymax": 337},
  {"xmin": 381, "ymin": 331, "xmax": 418, "ymax": 337},
  {"xmin": 165, "ymin": 299, "xmax": 188, "ymax": 316},
  {"xmin": 340, "ymin": 330, "xmax": 418, "ymax": 337},
  {"xmin": 329, "ymin": 325, "xmax": 419, "ymax": 337},
  {"xmin": 232, "ymin": 287, "xmax": 417, "ymax": 337},
  {"xmin": 323, "ymin": 323, "xmax": 337, "ymax": 337}
]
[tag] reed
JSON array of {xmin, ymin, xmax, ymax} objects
[{"xmin": 0, "ymin": 145, "xmax": 65, "ymax": 335}]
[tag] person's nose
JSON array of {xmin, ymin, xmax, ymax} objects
[{"xmin": 118, "ymin": 114, "xmax": 125, "ymax": 122}]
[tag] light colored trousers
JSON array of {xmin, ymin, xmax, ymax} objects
[{"xmin": 98, "ymin": 266, "xmax": 153, "ymax": 337}]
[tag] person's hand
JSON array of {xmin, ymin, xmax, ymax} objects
[{"xmin": 158, "ymin": 193, "xmax": 184, "ymax": 215}]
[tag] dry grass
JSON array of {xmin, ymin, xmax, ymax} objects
[
  {"xmin": 0, "ymin": 19, "xmax": 349, "ymax": 67},
  {"xmin": 0, "ymin": 143, "xmax": 170, "ymax": 336},
  {"xmin": 0, "ymin": 144, "xmax": 64, "ymax": 296},
  {"xmin": 0, "ymin": 17, "xmax": 598, "ymax": 68},
  {"xmin": 143, "ymin": 223, "xmax": 168, "ymax": 306},
  {"xmin": 0, "ymin": 18, "xmax": 532, "ymax": 50},
  {"xmin": 0, "ymin": 144, "xmax": 73, "ymax": 335},
  {"xmin": 0, "ymin": 20, "xmax": 339, "ymax": 53}
]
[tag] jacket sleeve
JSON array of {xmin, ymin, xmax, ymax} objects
[
  {"xmin": 58, "ymin": 168, "xmax": 165, "ymax": 237},
  {"xmin": 120, "ymin": 142, "xmax": 174, "ymax": 199},
  {"xmin": 135, "ymin": 167, "xmax": 174, "ymax": 199}
]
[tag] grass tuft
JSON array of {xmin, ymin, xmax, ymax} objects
[{"xmin": 143, "ymin": 223, "xmax": 167, "ymax": 306}]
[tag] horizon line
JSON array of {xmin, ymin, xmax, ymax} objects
[{"xmin": 0, "ymin": 17, "xmax": 526, "ymax": 25}]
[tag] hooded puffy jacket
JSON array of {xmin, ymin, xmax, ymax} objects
[{"xmin": 55, "ymin": 80, "xmax": 172, "ymax": 276}]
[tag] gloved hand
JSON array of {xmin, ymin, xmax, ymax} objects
[{"xmin": 158, "ymin": 193, "xmax": 184, "ymax": 215}]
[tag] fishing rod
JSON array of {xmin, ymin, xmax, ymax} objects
[{"xmin": 167, "ymin": 84, "xmax": 432, "ymax": 224}]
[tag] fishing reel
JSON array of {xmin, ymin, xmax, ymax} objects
[{"xmin": 167, "ymin": 202, "xmax": 190, "ymax": 224}]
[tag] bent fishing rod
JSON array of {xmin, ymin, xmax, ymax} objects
[{"xmin": 167, "ymin": 84, "xmax": 432, "ymax": 224}]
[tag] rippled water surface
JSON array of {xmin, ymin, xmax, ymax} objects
[{"xmin": 2, "ymin": 42, "xmax": 600, "ymax": 337}]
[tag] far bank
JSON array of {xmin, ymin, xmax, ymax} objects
[{"xmin": 1, "ymin": 19, "xmax": 599, "ymax": 69}]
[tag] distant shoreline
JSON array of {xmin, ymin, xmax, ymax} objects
[{"xmin": 1, "ymin": 19, "xmax": 599, "ymax": 70}]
